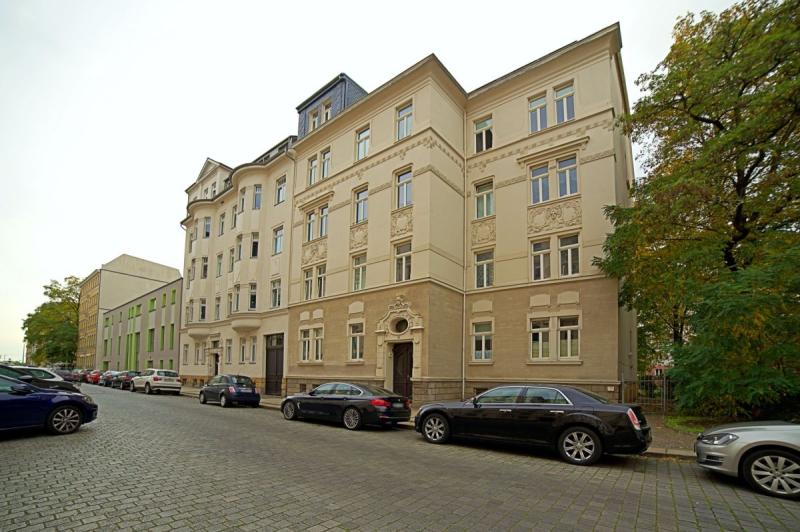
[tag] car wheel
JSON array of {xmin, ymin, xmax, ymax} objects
[
  {"xmin": 47, "ymin": 406, "xmax": 83, "ymax": 435},
  {"xmin": 130, "ymin": 383, "xmax": 136, "ymax": 392},
  {"xmin": 282, "ymin": 401, "xmax": 297, "ymax": 420},
  {"xmin": 743, "ymin": 449, "xmax": 800, "ymax": 500},
  {"xmin": 199, "ymin": 392, "xmax": 207, "ymax": 404},
  {"xmin": 342, "ymin": 407, "xmax": 363, "ymax": 430},
  {"xmin": 144, "ymin": 383, "xmax": 152, "ymax": 395},
  {"xmin": 558, "ymin": 427, "xmax": 603, "ymax": 466},
  {"xmin": 220, "ymin": 394, "xmax": 229, "ymax": 408},
  {"xmin": 421, "ymin": 413, "xmax": 450, "ymax": 444}
]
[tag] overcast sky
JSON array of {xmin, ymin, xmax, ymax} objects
[{"xmin": 0, "ymin": 0, "xmax": 733, "ymax": 360}]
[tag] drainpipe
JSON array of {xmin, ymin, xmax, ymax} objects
[
  {"xmin": 284, "ymin": 147, "xmax": 297, "ymax": 398},
  {"xmin": 461, "ymin": 107, "xmax": 468, "ymax": 401}
]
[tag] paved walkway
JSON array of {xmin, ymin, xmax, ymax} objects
[{"xmin": 3, "ymin": 385, "xmax": 798, "ymax": 531}]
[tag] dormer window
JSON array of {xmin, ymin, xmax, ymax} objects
[
  {"xmin": 310, "ymin": 110, "xmax": 320, "ymax": 131},
  {"xmin": 323, "ymin": 103, "xmax": 332, "ymax": 122}
]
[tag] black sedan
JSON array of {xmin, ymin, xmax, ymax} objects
[
  {"xmin": 199, "ymin": 374, "xmax": 260, "ymax": 408},
  {"xmin": 414, "ymin": 385, "xmax": 651, "ymax": 465},
  {"xmin": 281, "ymin": 382, "xmax": 411, "ymax": 430},
  {"xmin": 0, "ymin": 364, "xmax": 80, "ymax": 393}
]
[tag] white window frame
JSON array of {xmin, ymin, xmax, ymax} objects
[
  {"xmin": 322, "ymin": 102, "xmax": 331, "ymax": 122},
  {"xmin": 273, "ymin": 225, "xmax": 284, "ymax": 255},
  {"xmin": 225, "ymin": 339, "xmax": 232, "ymax": 364},
  {"xmin": 306, "ymin": 211, "xmax": 316, "ymax": 241},
  {"xmin": 313, "ymin": 327, "xmax": 324, "ymax": 361},
  {"xmin": 218, "ymin": 213, "xmax": 225, "ymax": 236},
  {"xmin": 396, "ymin": 169, "xmax": 412, "ymax": 209},
  {"xmin": 349, "ymin": 322, "xmax": 364, "ymax": 360},
  {"xmin": 236, "ymin": 235, "xmax": 242, "ymax": 261},
  {"xmin": 270, "ymin": 279, "xmax": 281, "ymax": 308},
  {"xmin": 316, "ymin": 264, "xmax": 326, "ymax": 298},
  {"xmin": 228, "ymin": 248, "xmax": 234, "ymax": 272},
  {"xmin": 251, "ymin": 232, "xmax": 259, "ymax": 258},
  {"xmin": 352, "ymin": 254, "xmax": 366, "ymax": 291},
  {"xmin": 475, "ymin": 250, "xmax": 494, "ymax": 288},
  {"xmin": 474, "ymin": 117, "xmax": 493, "ymax": 153},
  {"xmin": 275, "ymin": 176, "xmax": 286, "ymax": 204},
  {"xmin": 199, "ymin": 298, "xmax": 206, "ymax": 321},
  {"xmin": 530, "ymin": 165, "xmax": 550, "ymax": 204},
  {"xmin": 303, "ymin": 269, "xmax": 313, "ymax": 301},
  {"xmin": 354, "ymin": 188, "xmax": 368, "ymax": 223},
  {"xmin": 356, "ymin": 127, "xmax": 370, "ymax": 160},
  {"xmin": 559, "ymin": 234, "xmax": 580, "ymax": 277},
  {"xmin": 529, "ymin": 94, "xmax": 547, "ymax": 133},
  {"xmin": 395, "ymin": 242, "xmax": 412, "ymax": 282},
  {"xmin": 201, "ymin": 256, "xmax": 208, "ymax": 279},
  {"xmin": 396, "ymin": 102, "xmax": 413, "ymax": 140},
  {"xmin": 557, "ymin": 156, "xmax": 578, "ymax": 197},
  {"xmin": 555, "ymin": 83, "xmax": 575, "ymax": 124},
  {"xmin": 558, "ymin": 316, "xmax": 580, "ymax": 359},
  {"xmin": 240, "ymin": 338, "xmax": 246, "ymax": 363},
  {"xmin": 321, "ymin": 149, "xmax": 331, "ymax": 179},
  {"xmin": 475, "ymin": 181, "xmax": 494, "ymax": 219},
  {"xmin": 472, "ymin": 322, "xmax": 493, "ymax": 361},
  {"xmin": 248, "ymin": 283, "xmax": 257, "ymax": 310},
  {"xmin": 214, "ymin": 297, "xmax": 220, "ymax": 321},
  {"xmin": 203, "ymin": 217, "xmax": 211, "ymax": 238},
  {"xmin": 250, "ymin": 336, "xmax": 257, "ymax": 363},
  {"xmin": 530, "ymin": 318, "xmax": 551, "ymax": 359},
  {"xmin": 531, "ymin": 240, "xmax": 551, "ymax": 281},
  {"xmin": 300, "ymin": 329, "xmax": 311, "ymax": 361},
  {"xmin": 318, "ymin": 205, "xmax": 328, "ymax": 237},
  {"xmin": 310, "ymin": 110, "xmax": 320, "ymax": 131},
  {"xmin": 308, "ymin": 157, "xmax": 318, "ymax": 185},
  {"xmin": 253, "ymin": 184, "xmax": 262, "ymax": 210},
  {"xmin": 233, "ymin": 285, "xmax": 240, "ymax": 312}
]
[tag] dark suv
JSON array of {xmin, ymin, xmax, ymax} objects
[{"xmin": 0, "ymin": 365, "xmax": 80, "ymax": 393}]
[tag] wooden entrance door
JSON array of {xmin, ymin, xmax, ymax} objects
[
  {"xmin": 392, "ymin": 343, "xmax": 413, "ymax": 399},
  {"xmin": 265, "ymin": 334, "xmax": 284, "ymax": 395}
]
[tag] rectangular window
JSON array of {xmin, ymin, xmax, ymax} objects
[
  {"xmin": 397, "ymin": 102, "xmax": 413, "ymax": 140},
  {"xmin": 236, "ymin": 235, "xmax": 242, "ymax": 261},
  {"xmin": 473, "ymin": 322, "xmax": 493, "ymax": 360},
  {"xmin": 355, "ymin": 188, "xmax": 368, "ymax": 223},
  {"xmin": 273, "ymin": 226, "xmax": 284, "ymax": 254},
  {"xmin": 314, "ymin": 328, "xmax": 324, "ymax": 361},
  {"xmin": 352, "ymin": 254, "xmax": 366, "ymax": 291},
  {"xmin": 303, "ymin": 269, "xmax": 313, "ymax": 300},
  {"xmin": 318, "ymin": 205, "xmax": 328, "ymax": 237},
  {"xmin": 169, "ymin": 324, "xmax": 174, "ymax": 349},
  {"xmin": 239, "ymin": 188, "xmax": 246, "ymax": 213},
  {"xmin": 253, "ymin": 184, "xmax": 262, "ymax": 210},
  {"xmin": 214, "ymin": 297, "xmax": 220, "ymax": 321},
  {"xmin": 251, "ymin": 232, "xmax": 259, "ymax": 258},
  {"xmin": 356, "ymin": 127, "xmax": 370, "ymax": 160},
  {"xmin": 225, "ymin": 339, "xmax": 232, "ymax": 363},
  {"xmin": 190, "ymin": 260, "xmax": 195, "ymax": 281},
  {"xmin": 270, "ymin": 279, "xmax": 281, "ymax": 308},
  {"xmin": 308, "ymin": 157, "xmax": 318, "ymax": 185},
  {"xmin": 199, "ymin": 298, "xmax": 206, "ymax": 321},
  {"xmin": 203, "ymin": 217, "xmax": 211, "ymax": 238},
  {"xmin": 201, "ymin": 257, "xmax": 208, "ymax": 279},
  {"xmin": 306, "ymin": 212, "xmax": 316, "ymax": 241},
  {"xmin": 323, "ymin": 103, "xmax": 331, "ymax": 122},
  {"xmin": 211, "ymin": 182, "xmax": 217, "ymax": 197},
  {"xmin": 395, "ymin": 242, "xmax": 412, "ymax": 282},
  {"xmin": 559, "ymin": 316, "xmax": 579, "ymax": 358},
  {"xmin": 530, "ymin": 319, "xmax": 550, "ymax": 359},
  {"xmin": 532, "ymin": 240, "xmax": 551, "ymax": 280},
  {"xmin": 475, "ymin": 181, "xmax": 494, "ymax": 219},
  {"xmin": 161, "ymin": 293, "xmax": 166, "ymax": 307},
  {"xmin": 240, "ymin": 338, "xmax": 246, "ymax": 363},
  {"xmin": 555, "ymin": 83, "xmax": 575, "ymax": 124},
  {"xmin": 275, "ymin": 176, "xmax": 286, "ymax": 204},
  {"xmin": 559, "ymin": 235, "xmax": 580, "ymax": 276},
  {"xmin": 228, "ymin": 248, "xmax": 235, "ymax": 272},
  {"xmin": 234, "ymin": 285, "xmax": 240, "ymax": 312},
  {"xmin": 250, "ymin": 336, "xmax": 257, "ymax": 363},
  {"xmin": 474, "ymin": 117, "xmax": 493, "ymax": 153},
  {"xmin": 316, "ymin": 265, "xmax": 326, "ymax": 298},
  {"xmin": 529, "ymin": 95, "xmax": 547, "ymax": 133},
  {"xmin": 396, "ymin": 169, "xmax": 412, "ymax": 208},
  {"xmin": 171, "ymin": 289, "xmax": 176, "ymax": 304},
  {"xmin": 160, "ymin": 325, "xmax": 165, "ymax": 350},
  {"xmin": 216, "ymin": 253, "xmax": 223, "ymax": 277},
  {"xmin": 148, "ymin": 298, "xmax": 156, "ymax": 312},
  {"xmin": 530, "ymin": 165, "xmax": 550, "ymax": 204},
  {"xmin": 475, "ymin": 250, "xmax": 494, "ymax": 288},
  {"xmin": 182, "ymin": 345, "xmax": 188, "ymax": 365},
  {"xmin": 310, "ymin": 110, "xmax": 320, "ymax": 131},
  {"xmin": 249, "ymin": 283, "xmax": 257, "ymax": 310},
  {"xmin": 350, "ymin": 323, "xmax": 364, "ymax": 360},
  {"xmin": 557, "ymin": 156, "xmax": 578, "ymax": 197},
  {"xmin": 231, "ymin": 204, "xmax": 238, "ymax": 228},
  {"xmin": 321, "ymin": 149, "xmax": 331, "ymax": 179},
  {"xmin": 300, "ymin": 330, "xmax": 311, "ymax": 361},
  {"xmin": 227, "ymin": 293, "xmax": 232, "ymax": 316}
]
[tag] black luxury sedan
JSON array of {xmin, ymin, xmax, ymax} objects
[
  {"xmin": 281, "ymin": 382, "xmax": 411, "ymax": 430},
  {"xmin": 414, "ymin": 385, "xmax": 651, "ymax": 465}
]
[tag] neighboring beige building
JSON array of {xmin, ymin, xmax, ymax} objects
[
  {"xmin": 179, "ymin": 23, "xmax": 636, "ymax": 402},
  {"xmin": 100, "ymin": 277, "xmax": 183, "ymax": 372},
  {"xmin": 77, "ymin": 255, "xmax": 181, "ymax": 370}
]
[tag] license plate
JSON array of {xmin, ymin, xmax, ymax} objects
[
  {"xmin": 393, "ymin": 402, "xmax": 404, "ymax": 408},
  {"xmin": 239, "ymin": 388, "xmax": 251, "ymax": 393},
  {"xmin": 168, "ymin": 378, "xmax": 176, "ymax": 382}
]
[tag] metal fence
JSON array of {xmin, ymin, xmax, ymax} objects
[{"xmin": 623, "ymin": 375, "xmax": 676, "ymax": 414}]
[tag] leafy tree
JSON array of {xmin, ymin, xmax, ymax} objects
[
  {"xmin": 597, "ymin": 0, "xmax": 800, "ymax": 416},
  {"xmin": 22, "ymin": 276, "xmax": 81, "ymax": 366}
]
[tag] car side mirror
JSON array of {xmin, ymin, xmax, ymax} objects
[
  {"xmin": 11, "ymin": 383, "xmax": 33, "ymax": 395},
  {"xmin": 472, "ymin": 397, "xmax": 479, "ymax": 407},
  {"xmin": 308, "ymin": 390, "xmax": 316, "ymax": 396}
]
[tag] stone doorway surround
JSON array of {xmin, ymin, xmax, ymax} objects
[{"xmin": 375, "ymin": 295, "xmax": 423, "ymax": 392}]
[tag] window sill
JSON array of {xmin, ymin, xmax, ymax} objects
[
  {"xmin": 392, "ymin": 205, "xmax": 413, "ymax": 215},
  {"xmin": 299, "ymin": 361, "xmax": 324, "ymax": 366},
  {"xmin": 346, "ymin": 360, "xmax": 365, "ymax": 365},
  {"xmin": 529, "ymin": 193, "xmax": 582, "ymax": 210},
  {"xmin": 350, "ymin": 220, "xmax": 368, "ymax": 229},
  {"xmin": 468, "ymin": 360, "xmax": 494, "ymax": 365},
  {"xmin": 526, "ymin": 359, "xmax": 582, "ymax": 365},
  {"xmin": 473, "ymin": 214, "xmax": 496, "ymax": 223}
]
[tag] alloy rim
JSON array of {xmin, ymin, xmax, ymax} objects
[
  {"xmin": 563, "ymin": 431, "xmax": 596, "ymax": 462},
  {"xmin": 343, "ymin": 409, "xmax": 360, "ymax": 429},
  {"xmin": 751, "ymin": 455, "xmax": 800, "ymax": 495},
  {"xmin": 52, "ymin": 408, "xmax": 80, "ymax": 433},
  {"xmin": 284, "ymin": 403, "xmax": 295, "ymax": 419},
  {"xmin": 221, "ymin": 395, "xmax": 227, "ymax": 407},
  {"xmin": 424, "ymin": 416, "xmax": 446, "ymax": 441}
]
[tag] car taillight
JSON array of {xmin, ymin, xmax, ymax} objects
[
  {"xmin": 153, "ymin": 376, "xmax": 161, "ymax": 381},
  {"xmin": 228, "ymin": 386, "xmax": 236, "ymax": 394},
  {"xmin": 371, "ymin": 398, "xmax": 391, "ymax": 408},
  {"xmin": 626, "ymin": 408, "xmax": 641, "ymax": 431}
]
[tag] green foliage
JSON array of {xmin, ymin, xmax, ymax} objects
[
  {"xmin": 22, "ymin": 276, "xmax": 81, "ymax": 366},
  {"xmin": 597, "ymin": 0, "xmax": 800, "ymax": 416}
]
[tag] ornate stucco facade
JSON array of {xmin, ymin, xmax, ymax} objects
[{"xmin": 178, "ymin": 23, "xmax": 636, "ymax": 403}]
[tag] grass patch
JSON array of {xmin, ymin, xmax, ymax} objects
[{"xmin": 665, "ymin": 415, "xmax": 727, "ymax": 435}]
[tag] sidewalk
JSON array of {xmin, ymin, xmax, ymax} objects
[{"xmin": 178, "ymin": 387, "xmax": 694, "ymax": 458}]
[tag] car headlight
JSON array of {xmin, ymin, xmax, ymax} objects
[
  {"xmin": 81, "ymin": 394, "xmax": 96, "ymax": 405},
  {"xmin": 699, "ymin": 433, "xmax": 739, "ymax": 445}
]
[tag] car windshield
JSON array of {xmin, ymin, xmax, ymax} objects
[
  {"xmin": 359, "ymin": 385, "xmax": 395, "ymax": 396},
  {"xmin": 159, "ymin": 371, "xmax": 179, "ymax": 378},
  {"xmin": 231, "ymin": 376, "xmax": 253, "ymax": 386}
]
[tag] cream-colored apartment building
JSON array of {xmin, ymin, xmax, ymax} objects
[
  {"xmin": 77, "ymin": 255, "xmax": 181, "ymax": 370},
  {"xmin": 179, "ymin": 23, "xmax": 636, "ymax": 402}
]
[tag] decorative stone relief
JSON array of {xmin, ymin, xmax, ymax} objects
[
  {"xmin": 472, "ymin": 300, "xmax": 493, "ymax": 313},
  {"xmin": 391, "ymin": 208, "xmax": 413, "ymax": 237},
  {"xmin": 376, "ymin": 295, "xmax": 424, "ymax": 334},
  {"xmin": 348, "ymin": 301, "xmax": 364, "ymax": 315},
  {"xmin": 350, "ymin": 224, "xmax": 368, "ymax": 249},
  {"xmin": 471, "ymin": 218, "xmax": 496, "ymax": 245},
  {"xmin": 299, "ymin": 311, "xmax": 310, "ymax": 322},
  {"xmin": 301, "ymin": 238, "xmax": 327, "ymax": 265},
  {"xmin": 527, "ymin": 199, "xmax": 582, "ymax": 234},
  {"xmin": 530, "ymin": 294, "xmax": 550, "ymax": 308},
  {"xmin": 557, "ymin": 291, "xmax": 580, "ymax": 305},
  {"xmin": 312, "ymin": 308, "xmax": 324, "ymax": 320}
]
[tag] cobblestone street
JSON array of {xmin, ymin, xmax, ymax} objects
[{"xmin": 1, "ymin": 385, "xmax": 798, "ymax": 531}]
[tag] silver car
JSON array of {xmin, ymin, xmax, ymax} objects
[{"xmin": 695, "ymin": 421, "xmax": 800, "ymax": 500}]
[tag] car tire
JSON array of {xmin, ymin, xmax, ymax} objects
[
  {"xmin": 742, "ymin": 449, "xmax": 800, "ymax": 500},
  {"xmin": 46, "ymin": 406, "xmax": 83, "ymax": 435},
  {"xmin": 421, "ymin": 413, "xmax": 450, "ymax": 444},
  {"xmin": 130, "ymin": 383, "xmax": 136, "ymax": 392},
  {"xmin": 558, "ymin": 426, "xmax": 603, "ymax": 466},
  {"xmin": 144, "ymin": 383, "xmax": 152, "ymax": 395},
  {"xmin": 282, "ymin": 401, "xmax": 297, "ymax": 420},
  {"xmin": 342, "ymin": 407, "xmax": 363, "ymax": 430},
  {"xmin": 220, "ymin": 394, "xmax": 229, "ymax": 408},
  {"xmin": 199, "ymin": 392, "xmax": 207, "ymax": 404}
]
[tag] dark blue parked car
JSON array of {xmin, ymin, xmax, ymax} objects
[
  {"xmin": 199, "ymin": 374, "xmax": 260, "ymax": 408},
  {"xmin": 0, "ymin": 375, "xmax": 98, "ymax": 435}
]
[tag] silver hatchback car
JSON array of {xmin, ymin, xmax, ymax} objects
[{"xmin": 695, "ymin": 421, "xmax": 800, "ymax": 500}]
